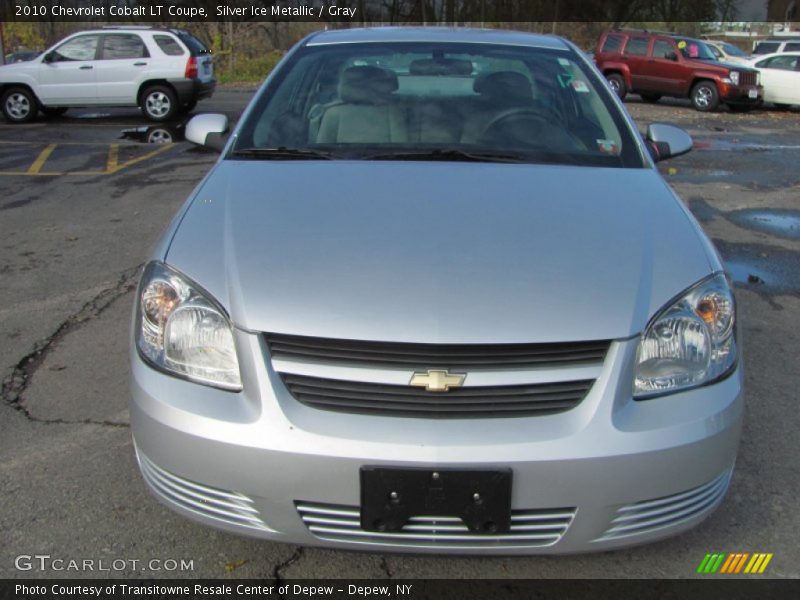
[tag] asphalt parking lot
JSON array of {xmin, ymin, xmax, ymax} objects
[{"xmin": 0, "ymin": 89, "xmax": 798, "ymax": 580}]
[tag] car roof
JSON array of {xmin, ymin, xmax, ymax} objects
[
  {"xmin": 749, "ymin": 51, "xmax": 800, "ymax": 60},
  {"xmin": 304, "ymin": 27, "xmax": 570, "ymax": 51}
]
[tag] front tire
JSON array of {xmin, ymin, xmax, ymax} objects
[
  {"xmin": 606, "ymin": 73, "xmax": 627, "ymax": 100},
  {"xmin": 691, "ymin": 81, "xmax": 719, "ymax": 112},
  {"xmin": 140, "ymin": 85, "xmax": 178, "ymax": 122},
  {"xmin": 1, "ymin": 87, "xmax": 38, "ymax": 123}
]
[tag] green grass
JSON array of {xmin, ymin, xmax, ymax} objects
[{"xmin": 215, "ymin": 51, "xmax": 284, "ymax": 84}]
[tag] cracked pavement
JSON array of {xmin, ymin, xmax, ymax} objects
[{"xmin": 1, "ymin": 91, "xmax": 799, "ymax": 579}]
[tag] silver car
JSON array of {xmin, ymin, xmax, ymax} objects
[{"xmin": 130, "ymin": 28, "xmax": 742, "ymax": 554}]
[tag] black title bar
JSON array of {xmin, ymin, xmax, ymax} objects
[{"xmin": 0, "ymin": 0, "xmax": 776, "ymax": 23}]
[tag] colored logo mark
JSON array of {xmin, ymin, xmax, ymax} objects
[{"xmin": 697, "ymin": 553, "xmax": 773, "ymax": 574}]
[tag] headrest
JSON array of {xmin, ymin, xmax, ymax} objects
[
  {"xmin": 339, "ymin": 66, "xmax": 398, "ymax": 105},
  {"xmin": 473, "ymin": 71, "xmax": 532, "ymax": 102}
]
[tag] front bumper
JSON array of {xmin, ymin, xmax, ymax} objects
[
  {"xmin": 130, "ymin": 332, "xmax": 743, "ymax": 554},
  {"xmin": 720, "ymin": 83, "xmax": 763, "ymax": 105}
]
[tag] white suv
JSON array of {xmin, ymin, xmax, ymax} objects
[{"xmin": 0, "ymin": 26, "xmax": 215, "ymax": 123}]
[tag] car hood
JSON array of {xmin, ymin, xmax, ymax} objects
[
  {"xmin": 685, "ymin": 58, "xmax": 756, "ymax": 73},
  {"xmin": 166, "ymin": 161, "xmax": 714, "ymax": 343}
]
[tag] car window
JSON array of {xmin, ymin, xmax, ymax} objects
[
  {"xmin": 175, "ymin": 32, "xmax": 210, "ymax": 56},
  {"xmin": 154, "ymin": 35, "xmax": 185, "ymax": 56},
  {"xmin": 764, "ymin": 55, "xmax": 799, "ymax": 70},
  {"xmin": 754, "ymin": 42, "xmax": 780, "ymax": 54},
  {"xmin": 785, "ymin": 42, "xmax": 800, "ymax": 52},
  {"xmin": 652, "ymin": 40, "xmax": 675, "ymax": 59},
  {"xmin": 707, "ymin": 44, "xmax": 722, "ymax": 59},
  {"xmin": 52, "ymin": 35, "xmax": 99, "ymax": 61},
  {"xmin": 722, "ymin": 43, "xmax": 747, "ymax": 57},
  {"xmin": 676, "ymin": 39, "xmax": 716, "ymax": 60},
  {"xmin": 234, "ymin": 42, "xmax": 644, "ymax": 169},
  {"xmin": 624, "ymin": 37, "xmax": 648, "ymax": 56},
  {"xmin": 101, "ymin": 34, "xmax": 149, "ymax": 59},
  {"xmin": 601, "ymin": 34, "xmax": 625, "ymax": 53}
]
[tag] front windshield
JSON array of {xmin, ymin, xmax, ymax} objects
[
  {"xmin": 721, "ymin": 43, "xmax": 747, "ymax": 57},
  {"xmin": 233, "ymin": 42, "xmax": 643, "ymax": 168},
  {"xmin": 677, "ymin": 39, "xmax": 717, "ymax": 60}
]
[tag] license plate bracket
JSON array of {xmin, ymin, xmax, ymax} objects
[{"xmin": 360, "ymin": 467, "xmax": 512, "ymax": 534}]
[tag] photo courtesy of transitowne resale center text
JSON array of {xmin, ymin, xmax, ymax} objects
[{"xmin": 0, "ymin": 0, "xmax": 799, "ymax": 598}]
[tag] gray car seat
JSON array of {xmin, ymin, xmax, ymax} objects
[{"xmin": 315, "ymin": 66, "xmax": 408, "ymax": 144}]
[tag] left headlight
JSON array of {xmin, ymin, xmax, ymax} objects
[
  {"xmin": 633, "ymin": 273, "xmax": 736, "ymax": 398},
  {"xmin": 135, "ymin": 261, "xmax": 242, "ymax": 391}
]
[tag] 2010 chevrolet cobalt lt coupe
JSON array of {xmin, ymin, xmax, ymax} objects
[{"xmin": 130, "ymin": 28, "xmax": 742, "ymax": 553}]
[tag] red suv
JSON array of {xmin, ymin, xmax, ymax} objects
[{"xmin": 595, "ymin": 29, "xmax": 762, "ymax": 112}]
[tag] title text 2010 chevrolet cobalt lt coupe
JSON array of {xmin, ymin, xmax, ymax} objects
[{"xmin": 130, "ymin": 28, "xmax": 742, "ymax": 553}]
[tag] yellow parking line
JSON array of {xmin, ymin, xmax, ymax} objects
[
  {"xmin": 0, "ymin": 141, "xmax": 176, "ymax": 176},
  {"xmin": 26, "ymin": 144, "xmax": 57, "ymax": 174},
  {"xmin": 107, "ymin": 143, "xmax": 172, "ymax": 173},
  {"xmin": 106, "ymin": 144, "xmax": 119, "ymax": 172}
]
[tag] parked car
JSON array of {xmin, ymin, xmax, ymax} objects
[
  {"xmin": 0, "ymin": 26, "xmax": 214, "ymax": 123},
  {"xmin": 752, "ymin": 39, "xmax": 800, "ymax": 55},
  {"xmin": 130, "ymin": 27, "xmax": 743, "ymax": 554},
  {"xmin": 595, "ymin": 29, "xmax": 762, "ymax": 111},
  {"xmin": 704, "ymin": 40, "xmax": 750, "ymax": 65},
  {"xmin": 746, "ymin": 52, "xmax": 800, "ymax": 109}
]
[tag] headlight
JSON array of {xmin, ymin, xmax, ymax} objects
[
  {"xmin": 136, "ymin": 261, "xmax": 242, "ymax": 391},
  {"xmin": 633, "ymin": 273, "xmax": 736, "ymax": 398},
  {"xmin": 729, "ymin": 71, "xmax": 740, "ymax": 85}
]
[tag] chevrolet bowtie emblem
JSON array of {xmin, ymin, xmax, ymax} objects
[{"xmin": 409, "ymin": 370, "xmax": 466, "ymax": 392}]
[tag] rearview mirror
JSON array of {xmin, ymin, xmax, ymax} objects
[
  {"xmin": 645, "ymin": 123, "xmax": 693, "ymax": 162},
  {"xmin": 185, "ymin": 113, "xmax": 229, "ymax": 152}
]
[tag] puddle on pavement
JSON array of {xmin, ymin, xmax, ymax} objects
[
  {"xmin": 120, "ymin": 123, "xmax": 184, "ymax": 144},
  {"xmin": 688, "ymin": 198, "xmax": 720, "ymax": 223},
  {"xmin": 714, "ymin": 239, "xmax": 800, "ymax": 295},
  {"xmin": 725, "ymin": 260, "xmax": 775, "ymax": 286},
  {"xmin": 727, "ymin": 209, "xmax": 800, "ymax": 241}
]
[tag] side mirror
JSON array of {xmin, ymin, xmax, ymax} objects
[
  {"xmin": 185, "ymin": 113, "xmax": 229, "ymax": 152},
  {"xmin": 666, "ymin": 51, "xmax": 678, "ymax": 61},
  {"xmin": 43, "ymin": 52, "xmax": 55, "ymax": 63},
  {"xmin": 645, "ymin": 123, "xmax": 693, "ymax": 162}
]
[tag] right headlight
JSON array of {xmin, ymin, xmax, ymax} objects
[
  {"xmin": 135, "ymin": 261, "xmax": 242, "ymax": 391},
  {"xmin": 633, "ymin": 273, "xmax": 736, "ymax": 398}
]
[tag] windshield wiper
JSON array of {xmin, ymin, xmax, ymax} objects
[
  {"xmin": 362, "ymin": 148, "xmax": 530, "ymax": 163},
  {"xmin": 230, "ymin": 147, "xmax": 338, "ymax": 160}
]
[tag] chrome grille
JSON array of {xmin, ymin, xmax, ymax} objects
[
  {"xmin": 137, "ymin": 450, "xmax": 269, "ymax": 531},
  {"xmin": 597, "ymin": 469, "xmax": 732, "ymax": 541},
  {"xmin": 296, "ymin": 501, "xmax": 575, "ymax": 548},
  {"xmin": 739, "ymin": 71, "xmax": 758, "ymax": 86},
  {"xmin": 281, "ymin": 374, "xmax": 593, "ymax": 418},
  {"xmin": 266, "ymin": 332, "xmax": 610, "ymax": 370}
]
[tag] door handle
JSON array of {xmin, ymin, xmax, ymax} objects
[
  {"xmin": 79, "ymin": 65, "xmax": 93, "ymax": 70},
  {"xmin": 133, "ymin": 62, "xmax": 147, "ymax": 66}
]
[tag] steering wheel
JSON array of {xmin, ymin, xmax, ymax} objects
[{"xmin": 478, "ymin": 107, "xmax": 586, "ymax": 151}]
